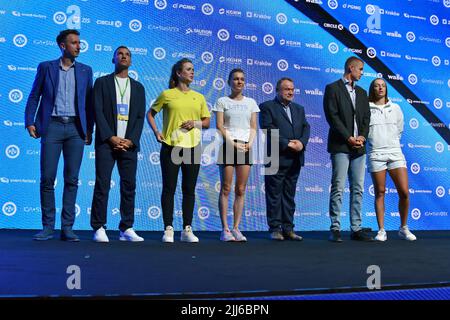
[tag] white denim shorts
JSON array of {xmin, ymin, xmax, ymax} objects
[{"xmin": 368, "ymin": 152, "xmax": 406, "ymax": 173}]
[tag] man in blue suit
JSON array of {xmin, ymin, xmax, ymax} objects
[
  {"xmin": 90, "ymin": 46, "xmax": 146, "ymax": 243},
  {"xmin": 260, "ymin": 78, "xmax": 310, "ymax": 241},
  {"xmin": 25, "ymin": 29, "xmax": 93, "ymax": 241}
]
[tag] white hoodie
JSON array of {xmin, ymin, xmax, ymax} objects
[{"xmin": 367, "ymin": 100, "xmax": 404, "ymax": 154}]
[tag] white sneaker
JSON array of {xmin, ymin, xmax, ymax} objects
[
  {"xmin": 231, "ymin": 229, "xmax": 247, "ymax": 242},
  {"xmin": 119, "ymin": 228, "xmax": 144, "ymax": 242},
  {"xmin": 180, "ymin": 225, "xmax": 199, "ymax": 243},
  {"xmin": 93, "ymin": 227, "xmax": 109, "ymax": 243},
  {"xmin": 220, "ymin": 229, "xmax": 236, "ymax": 242},
  {"xmin": 162, "ymin": 226, "xmax": 174, "ymax": 243},
  {"xmin": 374, "ymin": 229, "xmax": 387, "ymax": 242},
  {"xmin": 398, "ymin": 226, "xmax": 417, "ymax": 241}
]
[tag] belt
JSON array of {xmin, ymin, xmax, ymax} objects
[{"xmin": 51, "ymin": 116, "xmax": 78, "ymax": 123}]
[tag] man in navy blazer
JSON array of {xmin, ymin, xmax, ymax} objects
[
  {"xmin": 260, "ymin": 77, "xmax": 310, "ymax": 241},
  {"xmin": 90, "ymin": 46, "xmax": 146, "ymax": 242},
  {"xmin": 25, "ymin": 29, "xmax": 93, "ymax": 241}
]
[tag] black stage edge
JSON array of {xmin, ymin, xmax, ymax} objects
[{"xmin": 1, "ymin": 230, "xmax": 449, "ymax": 298}]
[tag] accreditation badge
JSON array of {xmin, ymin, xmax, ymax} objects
[{"xmin": 117, "ymin": 103, "xmax": 129, "ymax": 121}]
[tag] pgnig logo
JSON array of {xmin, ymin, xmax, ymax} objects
[
  {"xmin": 9, "ymin": 89, "xmax": 23, "ymax": 103},
  {"xmin": 129, "ymin": 19, "xmax": 142, "ymax": 32},
  {"xmin": 13, "ymin": 34, "xmax": 27, "ymax": 47},
  {"xmin": 277, "ymin": 59, "xmax": 289, "ymax": 71},
  {"xmin": 409, "ymin": 118, "xmax": 419, "ymax": 129},
  {"xmin": 2, "ymin": 202, "xmax": 17, "ymax": 216},
  {"xmin": 436, "ymin": 186, "xmax": 445, "ymax": 198},
  {"xmin": 328, "ymin": 0, "xmax": 338, "ymax": 10},
  {"xmin": 153, "ymin": 47, "xmax": 166, "ymax": 60},
  {"xmin": 147, "ymin": 206, "xmax": 161, "ymax": 219},
  {"xmin": 408, "ymin": 74, "xmax": 418, "ymax": 85},
  {"xmin": 201, "ymin": 3, "xmax": 214, "ymax": 15},
  {"xmin": 432, "ymin": 56, "xmax": 441, "ymax": 67},
  {"xmin": 154, "ymin": 0, "xmax": 167, "ymax": 10},
  {"xmin": 410, "ymin": 162, "xmax": 420, "ymax": 174},
  {"xmin": 411, "ymin": 208, "xmax": 421, "ymax": 220},
  {"xmin": 276, "ymin": 13, "xmax": 288, "ymax": 24},
  {"xmin": 201, "ymin": 51, "xmax": 214, "ymax": 64},
  {"xmin": 349, "ymin": 23, "xmax": 359, "ymax": 34},
  {"xmin": 366, "ymin": 47, "xmax": 377, "ymax": 58},
  {"xmin": 53, "ymin": 11, "xmax": 67, "ymax": 24},
  {"xmin": 406, "ymin": 31, "xmax": 416, "ymax": 42},
  {"xmin": 328, "ymin": 42, "xmax": 339, "ymax": 54},
  {"xmin": 217, "ymin": 29, "xmax": 230, "ymax": 41},
  {"xmin": 198, "ymin": 206, "xmax": 210, "ymax": 220},
  {"xmin": 263, "ymin": 34, "xmax": 275, "ymax": 47},
  {"xmin": 213, "ymin": 78, "xmax": 225, "ymax": 90},
  {"xmin": 435, "ymin": 142, "xmax": 444, "ymax": 153},
  {"xmin": 262, "ymin": 82, "xmax": 274, "ymax": 95},
  {"xmin": 433, "ymin": 98, "xmax": 443, "ymax": 109}
]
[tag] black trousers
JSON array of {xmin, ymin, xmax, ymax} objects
[
  {"xmin": 160, "ymin": 143, "xmax": 201, "ymax": 228},
  {"xmin": 90, "ymin": 144, "xmax": 137, "ymax": 232}
]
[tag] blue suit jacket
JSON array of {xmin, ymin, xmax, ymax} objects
[
  {"xmin": 24, "ymin": 58, "xmax": 94, "ymax": 137},
  {"xmin": 259, "ymin": 98, "xmax": 310, "ymax": 167}
]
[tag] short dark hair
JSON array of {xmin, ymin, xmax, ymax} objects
[
  {"xmin": 368, "ymin": 78, "xmax": 389, "ymax": 103},
  {"xmin": 56, "ymin": 29, "xmax": 80, "ymax": 46},
  {"xmin": 276, "ymin": 77, "xmax": 294, "ymax": 92},
  {"xmin": 344, "ymin": 56, "xmax": 363, "ymax": 74},
  {"xmin": 227, "ymin": 68, "xmax": 245, "ymax": 84},
  {"xmin": 113, "ymin": 46, "xmax": 131, "ymax": 59}
]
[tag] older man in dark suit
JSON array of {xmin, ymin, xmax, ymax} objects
[
  {"xmin": 260, "ymin": 77, "xmax": 310, "ymax": 241},
  {"xmin": 323, "ymin": 56, "xmax": 372, "ymax": 242},
  {"xmin": 90, "ymin": 46, "xmax": 146, "ymax": 242},
  {"xmin": 25, "ymin": 29, "xmax": 93, "ymax": 241}
]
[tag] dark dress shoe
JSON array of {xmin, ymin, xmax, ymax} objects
[
  {"xmin": 33, "ymin": 228, "xmax": 54, "ymax": 241},
  {"xmin": 350, "ymin": 230, "xmax": 374, "ymax": 242},
  {"xmin": 283, "ymin": 231, "xmax": 303, "ymax": 241},
  {"xmin": 329, "ymin": 230, "xmax": 343, "ymax": 242},
  {"xmin": 61, "ymin": 229, "xmax": 80, "ymax": 242},
  {"xmin": 270, "ymin": 231, "xmax": 285, "ymax": 241}
]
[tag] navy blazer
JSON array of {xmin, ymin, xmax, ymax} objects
[
  {"xmin": 93, "ymin": 73, "xmax": 146, "ymax": 151},
  {"xmin": 259, "ymin": 98, "xmax": 310, "ymax": 167},
  {"xmin": 323, "ymin": 79, "xmax": 370, "ymax": 155},
  {"xmin": 24, "ymin": 58, "xmax": 94, "ymax": 137}
]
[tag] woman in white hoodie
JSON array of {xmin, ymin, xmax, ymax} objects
[{"xmin": 367, "ymin": 78, "xmax": 416, "ymax": 242}]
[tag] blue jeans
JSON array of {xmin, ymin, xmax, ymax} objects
[
  {"xmin": 40, "ymin": 118, "xmax": 85, "ymax": 230},
  {"xmin": 329, "ymin": 153, "xmax": 366, "ymax": 232}
]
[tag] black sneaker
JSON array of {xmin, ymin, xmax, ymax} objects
[
  {"xmin": 350, "ymin": 230, "xmax": 373, "ymax": 242},
  {"xmin": 329, "ymin": 230, "xmax": 343, "ymax": 242}
]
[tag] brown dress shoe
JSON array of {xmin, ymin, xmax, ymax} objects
[
  {"xmin": 270, "ymin": 231, "xmax": 285, "ymax": 241},
  {"xmin": 284, "ymin": 231, "xmax": 303, "ymax": 241}
]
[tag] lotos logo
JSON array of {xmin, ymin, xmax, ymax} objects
[
  {"xmin": 9, "ymin": 89, "xmax": 23, "ymax": 103},
  {"xmin": 201, "ymin": 51, "xmax": 213, "ymax": 64},
  {"xmin": 217, "ymin": 29, "xmax": 230, "ymax": 41},
  {"xmin": 276, "ymin": 13, "xmax": 288, "ymax": 24},
  {"xmin": 411, "ymin": 208, "xmax": 421, "ymax": 220},
  {"xmin": 147, "ymin": 206, "xmax": 161, "ymax": 219},
  {"xmin": 2, "ymin": 202, "xmax": 17, "ymax": 216},
  {"xmin": 201, "ymin": 3, "xmax": 214, "ymax": 15},
  {"xmin": 198, "ymin": 206, "xmax": 210, "ymax": 220},
  {"xmin": 410, "ymin": 162, "xmax": 420, "ymax": 174},
  {"xmin": 154, "ymin": 0, "xmax": 167, "ymax": 10},
  {"xmin": 263, "ymin": 34, "xmax": 275, "ymax": 46},
  {"xmin": 5, "ymin": 145, "xmax": 20, "ymax": 159},
  {"xmin": 129, "ymin": 19, "xmax": 142, "ymax": 32},
  {"xmin": 153, "ymin": 47, "xmax": 166, "ymax": 60}
]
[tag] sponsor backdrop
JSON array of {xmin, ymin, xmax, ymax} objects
[{"xmin": 0, "ymin": 0, "xmax": 448, "ymax": 231}]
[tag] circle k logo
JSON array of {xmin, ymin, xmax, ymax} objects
[
  {"xmin": 129, "ymin": 19, "xmax": 142, "ymax": 32},
  {"xmin": 149, "ymin": 151, "xmax": 160, "ymax": 165},
  {"xmin": 2, "ymin": 202, "xmax": 17, "ymax": 216},
  {"xmin": 263, "ymin": 34, "xmax": 275, "ymax": 46},
  {"xmin": 435, "ymin": 142, "xmax": 444, "ymax": 153},
  {"xmin": 411, "ymin": 208, "xmax": 421, "ymax": 220},
  {"xmin": 406, "ymin": 31, "xmax": 416, "ymax": 42},
  {"xmin": 201, "ymin": 3, "xmax": 214, "ymax": 15},
  {"xmin": 201, "ymin": 51, "xmax": 214, "ymax": 64},
  {"xmin": 217, "ymin": 29, "xmax": 230, "ymax": 41},
  {"xmin": 53, "ymin": 11, "xmax": 67, "ymax": 24},
  {"xmin": 366, "ymin": 47, "xmax": 377, "ymax": 58},
  {"xmin": 349, "ymin": 23, "xmax": 359, "ymax": 34},
  {"xmin": 154, "ymin": 0, "xmax": 167, "ymax": 10},
  {"xmin": 198, "ymin": 206, "xmax": 210, "ymax": 220},
  {"xmin": 276, "ymin": 13, "xmax": 288, "ymax": 24},
  {"xmin": 80, "ymin": 40, "xmax": 88, "ymax": 53},
  {"xmin": 13, "ymin": 34, "xmax": 27, "ymax": 47},
  {"xmin": 410, "ymin": 162, "xmax": 420, "ymax": 174},
  {"xmin": 409, "ymin": 118, "xmax": 419, "ymax": 129},
  {"xmin": 328, "ymin": 42, "xmax": 339, "ymax": 54},
  {"xmin": 262, "ymin": 82, "xmax": 273, "ymax": 94},
  {"xmin": 213, "ymin": 78, "xmax": 225, "ymax": 90},
  {"xmin": 432, "ymin": 56, "xmax": 441, "ymax": 67},
  {"xmin": 436, "ymin": 186, "xmax": 445, "ymax": 198},
  {"xmin": 277, "ymin": 59, "xmax": 289, "ymax": 71},
  {"xmin": 434, "ymin": 98, "xmax": 443, "ymax": 109},
  {"xmin": 328, "ymin": 0, "xmax": 338, "ymax": 10},
  {"xmin": 408, "ymin": 74, "xmax": 418, "ymax": 85},
  {"xmin": 430, "ymin": 15, "xmax": 439, "ymax": 25},
  {"xmin": 5, "ymin": 145, "xmax": 20, "ymax": 159},
  {"xmin": 153, "ymin": 47, "xmax": 166, "ymax": 60},
  {"xmin": 147, "ymin": 206, "xmax": 161, "ymax": 219},
  {"xmin": 9, "ymin": 89, "xmax": 23, "ymax": 103}
]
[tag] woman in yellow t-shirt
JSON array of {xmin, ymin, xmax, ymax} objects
[{"xmin": 147, "ymin": 58, "xmax": 210, "ymax": 243}]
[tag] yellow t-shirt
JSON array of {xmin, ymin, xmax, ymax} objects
[{"xmin": 152, "ymin": 88, "xmax": 211, "ymax": 148}]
